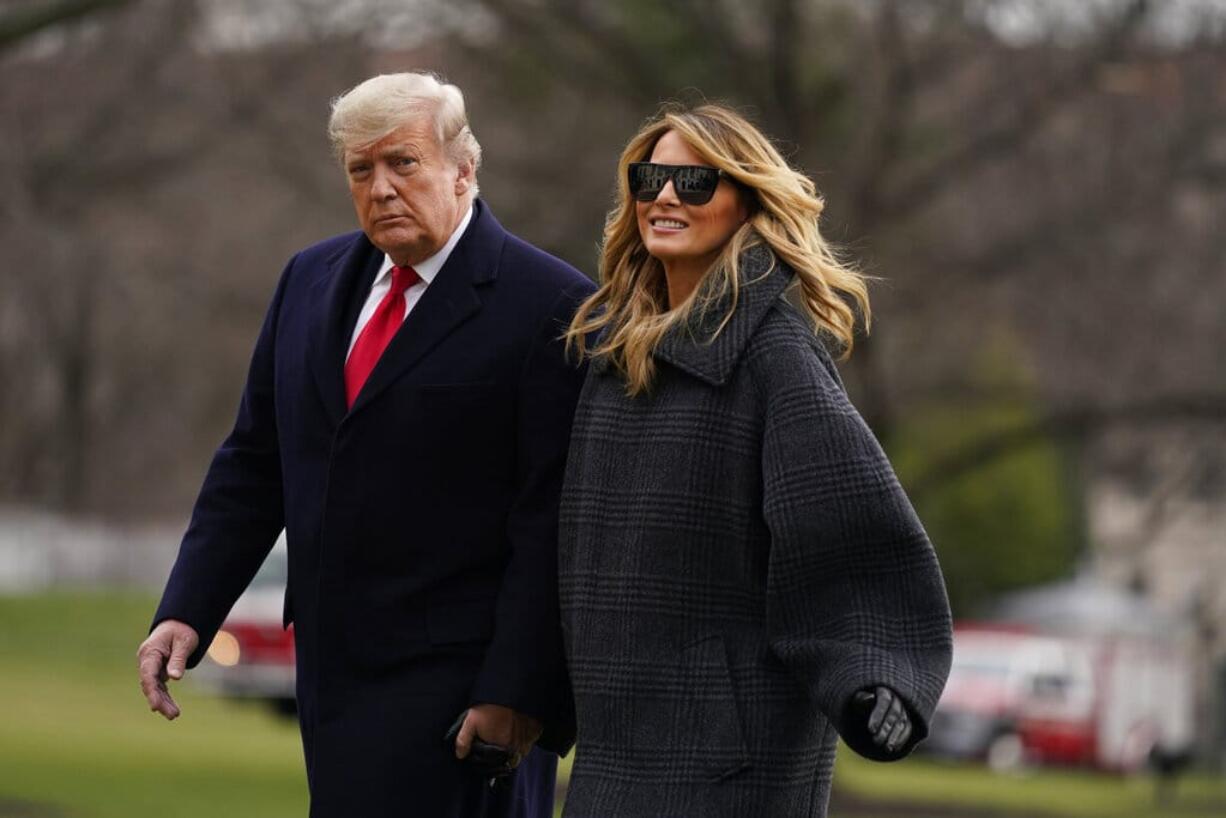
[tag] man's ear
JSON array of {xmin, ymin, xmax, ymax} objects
[{"xmin": 454, "ymin": 159, "xmax": 474, "ymax": 196}]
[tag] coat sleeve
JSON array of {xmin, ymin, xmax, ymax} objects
[
  {"xmin": 758, "ymin": 331, "xmax": 952, "ymax": 761},
  {"xmin": 468, "ymin": 278, "xmax": 594, "ymax": 756},
  {"xmin": 150, "ymin": 256, "xmax": 293, "ymax": 669}
]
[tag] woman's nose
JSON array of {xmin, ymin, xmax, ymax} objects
[{"xmin": 653, "ymin": 178, "xmax": 681, "ymax": 205}]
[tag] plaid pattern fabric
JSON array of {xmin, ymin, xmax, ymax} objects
[{"xmin": 558, "ymin": 247, "xmax": 952, "ymax": 817}]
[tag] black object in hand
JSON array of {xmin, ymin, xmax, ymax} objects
[{"xmin": 443, "ymin": 709, "xmax": 516, "ymax": 777}]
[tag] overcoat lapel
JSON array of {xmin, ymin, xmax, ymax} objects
[
  {"xmin": 306, "ymin": 233, "xmax": 383, "ymax": 428},
  {"xmin": 349, "ymin": 200, "xmax": 506, "ymax": 415}
]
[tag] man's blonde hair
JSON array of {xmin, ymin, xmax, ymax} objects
[{"xmin": 565, "ymin": 103, "xmax": 871, "ymax": 395}]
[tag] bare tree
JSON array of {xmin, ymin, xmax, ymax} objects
[
  {"xmin": 412, "ymin": 0, "xmax": 1226, "ymax": 614},
  {"xmin": 0, "ymin": 0, "xmax": 370, "ymax": 513},
  {"xmin": 2, "ymin": 1, "xmax": 1223, "ymax": 596}
]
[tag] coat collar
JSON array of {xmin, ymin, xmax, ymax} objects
[
  {"xmin": 593, "ymin": 244, "xmax": 793, "ymax": 387},
  {"xmin": 307, "ymin": 198, "xmax": 505, "ymax": 427}
]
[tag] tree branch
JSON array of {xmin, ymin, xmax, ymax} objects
[
  {"xmin": 462, "ymin": 0, "xmax": 658, "ymax": 101},
  {"xmin": 876, "ymin": 0, "xmax": 1152, "ymax": 227},
  {"xmin": 0, "ymin": 0, "xmax": 132, "ymax": 51}
]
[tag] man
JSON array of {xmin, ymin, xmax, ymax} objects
[{"xmin": 137, "ymin": 71, "xmax": 594, "ymax": 817}]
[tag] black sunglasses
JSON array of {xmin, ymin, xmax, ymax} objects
[{"xmin": 627, "ymin": 162, "xmax": 729, "ymax": 205}]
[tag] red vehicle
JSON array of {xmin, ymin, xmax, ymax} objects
[{"xmin": 197, "ymin": 536, "xmax": 296, "ymax": 715}]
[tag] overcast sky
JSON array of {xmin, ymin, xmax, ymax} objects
[
  {"xmin": 196, "ymin": 0, "xmax": 1226, "ymax": 51},
  {"xmin": 983, "ymin": 0, "xmax": 1226, "ymax": 45}
]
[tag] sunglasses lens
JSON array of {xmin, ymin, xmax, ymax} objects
[
  {"xmin": 673, "ymin": 166, "xmax": 720, "ymax": 205},
  {"xmin": 629, "ymin": 163, "xmax": 722, "ymax": 204},
  {"xmin": 629, "ymin": 163, "xmax": 669, "ymax": 201}
]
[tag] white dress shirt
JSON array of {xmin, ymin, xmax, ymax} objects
[{"xmin": 346, "ymin": 205, "xmax": 474, "ymax": 360}]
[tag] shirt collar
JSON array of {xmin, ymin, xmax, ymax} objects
[{"xmin": 372, "ymin": 204, "xmax": 474, "ymax": 287}]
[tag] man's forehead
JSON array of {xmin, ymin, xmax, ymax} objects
[{"xmin": 348, "ymin": 121, "xmax": 436, "ymax": 159}]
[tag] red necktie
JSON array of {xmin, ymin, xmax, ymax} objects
[{"xmin": 344, "ymin": 265, "xmax": 421, "ymax": 408}]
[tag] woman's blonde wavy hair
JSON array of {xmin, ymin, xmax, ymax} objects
[{"xmin": 565, "ymin": 103, "xmax": 871, "ymax": 396}]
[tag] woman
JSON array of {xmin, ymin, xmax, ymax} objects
[{"xmin": 557, "ymin": 104, "xmax": 953, "ymax": 817}]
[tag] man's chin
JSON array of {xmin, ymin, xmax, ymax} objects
[{"xmin": 367, "ymin": 229, "xmax": 423, "ymax": 261}]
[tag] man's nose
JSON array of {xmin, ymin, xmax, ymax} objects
[{"xmin": 370, "ymin": 167, "xmax": 397, "ymax": 201}]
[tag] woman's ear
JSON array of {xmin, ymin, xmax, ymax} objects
[{"xmin": 737, "ymin": 187, "xmax": 759, "ymax": 223}]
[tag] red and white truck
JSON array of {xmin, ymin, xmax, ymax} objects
[{"xmin": 928, "ymin": 619, "xmax": 1195, "ymax": 772}]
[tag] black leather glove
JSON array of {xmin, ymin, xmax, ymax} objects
[{"xmin": 851, "ymin": 686, "xmax": 912, "ymax": 755}]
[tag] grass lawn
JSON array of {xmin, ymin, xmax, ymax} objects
[
  {"xmin": 833, "ymin": 747, "xmax": 1226, "ymax": 817},
  {"xmin": 2, "ymin": 592, "xmax": 1223, "ymax": 818},
  {"xmin": 0, "ymin": 592, "xmax": 306, "ymax": 818}
]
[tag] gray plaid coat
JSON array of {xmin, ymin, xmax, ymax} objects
[{"xmin": 557, "ymin": 247, "xmax": 952, "ymax": 817}]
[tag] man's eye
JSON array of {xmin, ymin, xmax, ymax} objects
[
  {"xmin": 348, "ymin": 165, "xmax": 370, "ymax": 176},
  {"xmin": 395, "ymin": 157, "xmax": 416, "ymax": 168}
]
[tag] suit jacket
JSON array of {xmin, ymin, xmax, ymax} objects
[
  {"xmin": 154, "ymin": 200, "xmax": 595, "ymax": 818},
  {"xmin": 558, "ymin": 245, "xmax": 952, "ymax": 817}
]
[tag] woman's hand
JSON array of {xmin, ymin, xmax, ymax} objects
[{"xmin": 851, "ymin": 686, "xmax": 912, "ymax": 754}]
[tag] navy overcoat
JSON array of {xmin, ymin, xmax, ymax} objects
[{"xmin": 154, "ymin": 201, "xmax": 594, "ymax": 817}]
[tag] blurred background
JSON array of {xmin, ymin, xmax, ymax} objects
[{"xmin": 1, "ymin": 0, "xmax": 1224, "ymax": 816}]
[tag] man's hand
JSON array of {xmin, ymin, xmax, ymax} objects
[
  {"xmin": 453, "ymin": 704, "xmax": 542, "ymax": 770},
  {"xmin": 137, "ymin": 619, "xmax": 200, "ymax": 720},
  {"xmin": 852, "ymin": 686, "xmax": 912, "ymax": 754}
]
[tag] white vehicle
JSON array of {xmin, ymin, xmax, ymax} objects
[{"xmin": 1028, "ymin": 627, "xmax": 1195, "ymax": 772}]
